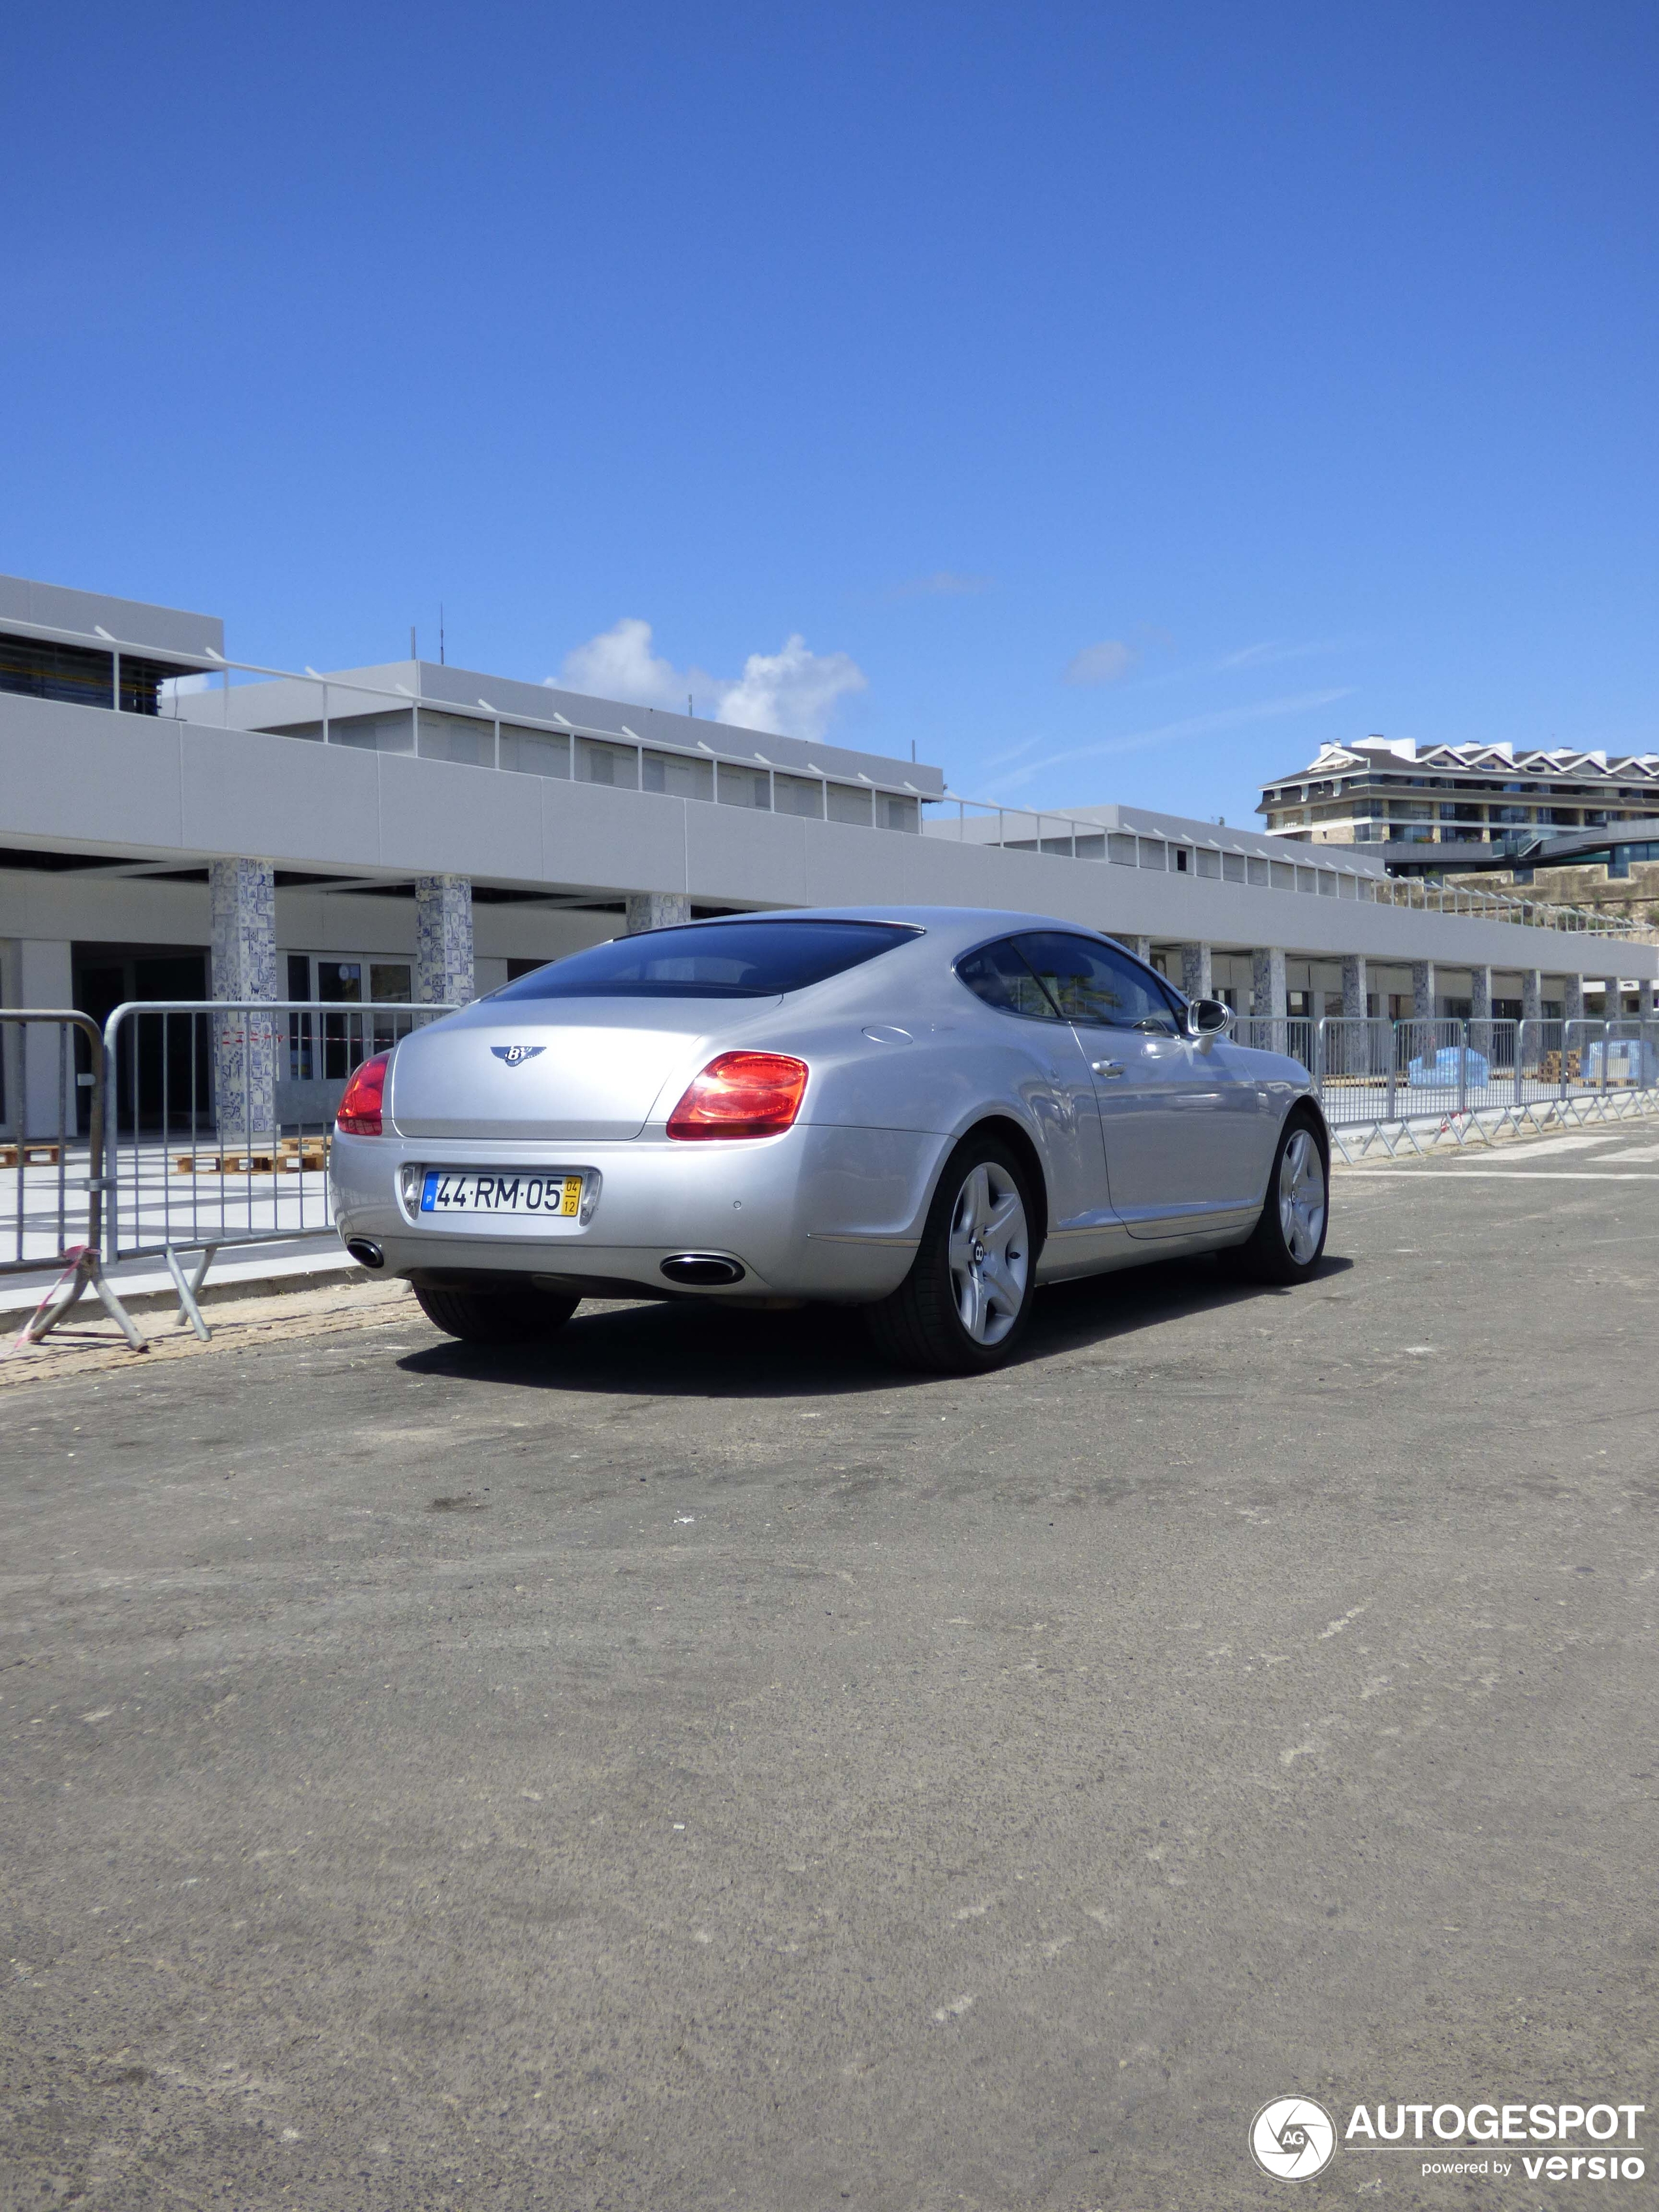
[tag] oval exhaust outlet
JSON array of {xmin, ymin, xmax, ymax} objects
[
  {"xmin": 660, "ymin": 1253, "xmax": 746, "ymax": 1287},
  {"xmin": 346, "ymin": 1237, "xmax": 385, "ymax": 1269}
]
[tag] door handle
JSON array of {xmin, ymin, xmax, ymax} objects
[{"xmin": 1091, "ymin": 1059, "xmax": 1125, "ymax": 1078}]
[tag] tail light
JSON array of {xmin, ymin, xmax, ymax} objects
[
  {"xmin": 337, "ymin": 1052, "xmax": 390, "ymax": 1136},
  {"xmin": 666, "ymin": 1051, "xmax": 808, "ymax": 1140}
]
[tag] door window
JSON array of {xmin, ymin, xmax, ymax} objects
[
  {"xmin": 956, "ymin": 939, "xmax": 1063, "ymax": 1020},
  {"xmin": 1013, "ymin": 934, "xmax": 1180, "ymax": 1033}
]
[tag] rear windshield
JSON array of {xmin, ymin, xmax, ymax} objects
[{"xmin": 494, "ymin": 919, "xmax": 919, "ymax": 1001}]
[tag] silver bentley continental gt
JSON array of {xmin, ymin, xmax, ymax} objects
[{"xmin": 329, "ymin": 906, "xmax": 1330, "ymax": 1371}]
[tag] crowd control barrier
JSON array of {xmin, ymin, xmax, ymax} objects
[
  {"xmin": 100, "ymin": 999, "xmax": 455, "ymax": 1334},
  {"xmin": 1, "ymin": 1012, "xmax": 144, "ymax": 1349}
]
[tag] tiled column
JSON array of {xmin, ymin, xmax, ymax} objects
[
  {"xmin": 210, "ymin": 858, "xmax": 278, "ymax": 1142},
  {"xmin": 1130, "ymin": 935, "xmax": 1153, "ymax": 965},
  {"xmin": 1409, "ymin": 960, "xmax": 1436, "ymax": 1021},
  {"xmin": 1562, "ymin": 974, "xmax": 1585, "ymax": 1024},
  {"xmin": 1469, "ymin": 965, "xmax": 1492, "ymax": 1059},
  {"xmin": 415, "ymin": 874, "xmax": 475, "ymax": 1004},
  {"xmin": 626, "ymin": 892, "xmax": 692, "ymax": 934},
  {"xmin": 1340, "ymin": 954, "xmax": 1368, "ymax": 1021},
  {"xmin": 1520, "ymin": 969, "xmax": 1542, "ymax": 1025},
  {"xmin": 1602, "ymin": 976, "xmax": 1625, "ymax": 1026},
  {"xmin": 1641, "ymin": 979, "xmax": 1659, "ymax": 1019},
  {"xmin": 1178, "ymin": 942, "xmax": 1212, "ymax": 1001},
  {"xmin": 1251, "ymin": 947, "xmax": 1287, "ymax": 1021}
]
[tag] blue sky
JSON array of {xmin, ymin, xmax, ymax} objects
[{"xmin": 5, "ymin": 1, "xmax": 1656, "ymax": 827}]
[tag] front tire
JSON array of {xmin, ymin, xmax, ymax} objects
[
  {"xmin": 1222, "ymin": 1111, "xmax": 1329, "ymax": 1284},
  {"xmin": 413, "ymin": 1284, "xmax": 581, "ymax": 1343},
  {"xmin": 865, "ymin": 1135, "xmax": 1037, "ymax": 1372}
]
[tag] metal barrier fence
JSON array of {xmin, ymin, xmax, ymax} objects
[
  {"xmin": 1, "ymin": 1012, "xmax": 143, "ymax": 1347},
  {"xmin": 100, "ymin": 1001, "xmax": 455, "ymax": 1314},
  {"xmin": 1292, "ymin": 1015, "xmax": 1659, "ymax": 1140}
]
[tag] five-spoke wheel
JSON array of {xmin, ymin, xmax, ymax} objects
[{"xmin": 867, "ymin": 1134, "xmax": 1039, "ymax": 1371}]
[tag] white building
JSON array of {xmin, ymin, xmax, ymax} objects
[{"xmin": 2, "ymin": 573, "xmax": 1653, "ymax": 1134}]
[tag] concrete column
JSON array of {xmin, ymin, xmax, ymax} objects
[
  {"xmin": 626, "ymin": 891, "xmax": 692, "ymax": 935},
  {"xmin": 1468, "ymin": 965, "xmax": 1492, "ymax": 1059},
  {"xmin": 1562, "ymin": 974, "xmax": 1585, "ymax": 1023},
  {"xmin": 1129, "ymin": 935, "xmax": 1153, "ymax": 966},
  {"xmin": 1641, "ymin": 979, "xmax": 1659, "ymax": 1019},
  {"xmin": 1340, "ymin": 955, "xmax": 1368, "ymax": 1021},
  {"xmin": 1409, "ymin": 960, "xmax": 1436, "ymax": 1021},
  {"xmin": 1178, "ymin": 942, "xmax": 1212, "ymax": 1001},
  {"xmin": 1521, "ymin": 969, "xmax": 1542, "ymax": 1025},
  {"xmin": 1251, "ymin": 948, "xmax": 1287, "ymax": 1021},
  {"xmin": 12, "ymin": 939, "xmax": 75, "ymax": 1140},
  {"xmin": 415, "ymin": 874, "xmax": 475, "ymax": 1005},
  {"xmin": 1602, "ymin": 977, "xmax": 1625, "ymax": 1027},
  {"xmin": 210, "ymin": 858, "xmax": 277, "ymax": 1142}
]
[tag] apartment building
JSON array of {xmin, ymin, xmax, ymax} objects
[{"xmin": 1260, "ymin": 735, "xmax": 1659, "ymax": 875}]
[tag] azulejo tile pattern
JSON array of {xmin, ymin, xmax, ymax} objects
[
  {"xmin": 209, "ymin": 858, "xmax": 278, "ymax": 1140},
  {"xmin": 415, "ymin": 874, "xmax": 475, "ymax": 1005}
]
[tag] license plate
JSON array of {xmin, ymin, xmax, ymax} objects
[{"xmin": 420, "ymin": 1170, "xmax": 582, "ymax": 1217}]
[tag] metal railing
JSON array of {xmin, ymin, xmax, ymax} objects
[
  {"xmin": 1, "ymin": 1012, "xmax": 143, "ymax": 1348},
  {"xmin": 1280, "ymin": 1014, "xmax": 1659, "ymax": 1140},
  {"xmin": 100, "ymin": 1001, "xmax": 457, "ymax": 1294}
]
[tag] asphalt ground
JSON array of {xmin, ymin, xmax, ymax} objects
[{"xmin": 4, "ymin": 1121, "xmax": 1658, "ymax": 2211}]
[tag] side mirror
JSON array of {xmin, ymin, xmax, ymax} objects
[{"xmin": 1186, "ymin": 997, "xmax": 1234, "ymax": 1038}]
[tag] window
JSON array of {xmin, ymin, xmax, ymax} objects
[
  {"xmin": 495, "ymin": 918, "xmax": 918, "ymax": 1001},
  {"xmin": 956, "ymin": 939, "xmax": 1062, "ymax": 1021},
  {"xmin": 773, "ymin": 773, "xmax": 824, "ymax": 819},
  {"xmin": 499, "ymin": 725, "xmax": 570, "ymax": 778},
  {"xmin": 718, "ymin": 763, "xmax": 771, "ymax": 809},
  {"xmin": 417, "ymin": 710, "xmax": 489, "ymax": 765},
  {"xmin": 1013, "ymin": 932, "xmax": 1180, "ymax": 1032},
  {"xmin": 576, "ymin": 737, "xmax": 639, "ymax": 788},
  {"xmin": 0, "ymin": 633, "xmax": 114, "ymax": 710},
  {"xmin": 826, "ymin": 783, "xmax": 873, "ymax": 826},
  {"xmin": 642, "ymin": 750, "xmax": 714, "ymax": 801}
]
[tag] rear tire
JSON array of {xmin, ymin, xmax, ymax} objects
[
  {"xmin": 413, "ymin": 1285, "xmax": 580, "ymax": 1343},
  {"xmin": 865, "ymin": 1134, "xmax": 1038, "ymax": 1373},
  {"xmin": 1221, "ymin": 1110, "xmax": 1329, "ymax": 1285}
]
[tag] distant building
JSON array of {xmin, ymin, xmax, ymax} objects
[{"xmin": 1259, "ymin": 735, "xmax": 1659, "ymax": 876}]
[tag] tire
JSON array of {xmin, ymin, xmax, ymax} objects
[
  {"xmin": 865, "ymin": 1134, "xmax": 1038, "ymax": 1373},
  {"xmin": 413, "ymin": 1284, "xmax": 581, "ymax": 1344},
  {"xmin": 1221, "ymin": 1110, "xmax": 1329, "ymax": 1284}
]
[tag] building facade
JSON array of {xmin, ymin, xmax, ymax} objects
[
  {"xmin": 3, "ymin": 572, "xmax": 1656, "ymax": 1134},
  {"xmin": 1260, "ymin": 735, "xmax": 1659, "ymax": 876}
]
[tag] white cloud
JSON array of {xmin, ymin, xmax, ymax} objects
[
  {"xmin": 1217, "ymin": 638, "xmax": 1351, "ymax": 671},
  {"xmin": 1065, "ymin": 639, "xmax": 1136, "ymax": 686},
  {"xmin": 984, "ymin": 687, "xmax": 1357, "ymax": 797},
  {"xmin": 554, "ymin": 618, "xmax": 866, "ymax": 743},
  {"xmin": 717, "ymin": 634, "xmax": 867, "ymax": 741},
  {"xmin": 892, "ymin": 570, "xmax": 992, "ymax": 598}
]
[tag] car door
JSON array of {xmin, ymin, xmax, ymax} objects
[
  {"xmin": 953, "ymin": 937, "xmax": 1121, "ymax": 1270},
  {"xmin": 1012, "ymin": 932, "xmax": 1253, "ymax": 1239}
]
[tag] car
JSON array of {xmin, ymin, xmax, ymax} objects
[{"xmin": 329, "ymin": 906, "xmax": 1330, "ymax": 1371}]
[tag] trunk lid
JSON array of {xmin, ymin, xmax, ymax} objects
[{"xmin": 387, "ymin": 1001, "xmax": 775, "ymax": 1142}]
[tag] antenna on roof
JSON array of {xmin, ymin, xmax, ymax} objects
[
  {"xmin": 410, "ymin": 626, "xmax": 417, "ymax": 662},
  {"xmin": 440, "ymin": 605, "xmax": 445, "ymax": 666},
  {"xmin": 688, "ymin": 693, "xmax": 694, "ymax": 717}
]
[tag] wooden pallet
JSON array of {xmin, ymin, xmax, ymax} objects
[
  {"xmin": 0, "ymin": 1141, "xmax": 64, "ymax": 1168},
  {"xmin": 175, "ymin": 1142, "xmax": 330, "ymax": 1175},
  {"xmin": 1539, "ymin": 1051, "xmax": 1583, "ymax": 1083}
]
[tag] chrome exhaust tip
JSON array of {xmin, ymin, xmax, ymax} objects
[
  {"xmin": 659, "ymin": 1253, "xmax": 746, "ymax": 1287},
  {"xmin": 346, "ymin": 1237, "xmax": 385, "ymax": 1270}
]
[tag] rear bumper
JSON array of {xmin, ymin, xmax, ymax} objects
[{"xmin": 330, "ymin": 1122, "xmax": 940, "ymax": 1302}]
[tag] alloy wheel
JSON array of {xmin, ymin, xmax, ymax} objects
[
  {"xmin": 946, "ymin": 1161, "xmax": 1029, "ymax": 1345},
  {"xmin": 1277, "ymin": 1128, "xmax": 1326, "ymax": 1264}
]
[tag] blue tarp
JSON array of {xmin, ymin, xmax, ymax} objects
[
  {"xmin": 1407, "ymin": 1044, "xmax": 1490, "ymax": 1088},
  {"xmin": 1585, "ymin": 1038, "xmax": 1659, "ymax": 1083}
]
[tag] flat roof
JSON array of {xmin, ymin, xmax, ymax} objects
[{"xmin": 0, "ymin": 573, "xmax": 223, "ymax": 670}]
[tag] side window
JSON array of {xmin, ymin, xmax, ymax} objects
[
  {"xmin": 1013, "ymin": 933, "xmax": 1180, "ymax": 1033},
  {"xmin": 956, "ymin": 938, "xmax": 1062, "ymax": 1021}
]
